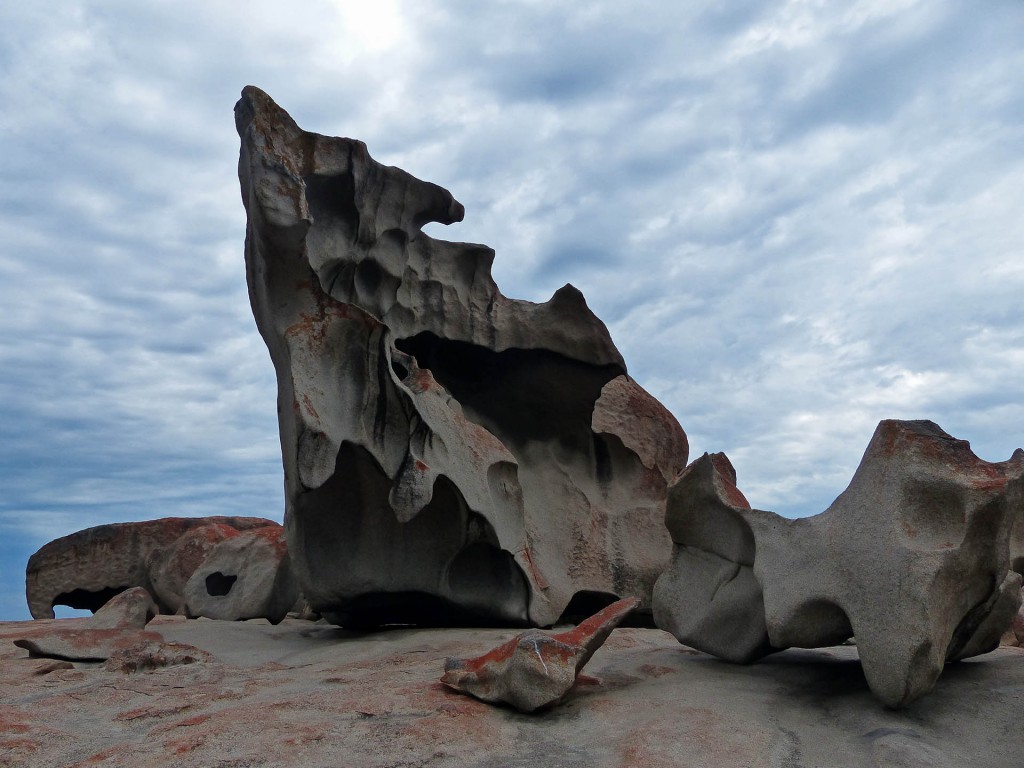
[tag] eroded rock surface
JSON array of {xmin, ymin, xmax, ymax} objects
[
  {"xmin": 103, "ymin": 638, "xmax": 214, "ymax": 673},
  {"xmin": 183, "ymin": 526, "xmax": 298, "ymax": 624},
  {"xmin": 4, "ymin": 618, "xmax": 1022, "ymax": 767},
  {"xmin": 1001, "ymin": 589, "xmax": 1024, "ymax": 647},
  {"xmin": 441, "ymin": 597, "xmax": 638, "ymax": 712},
  {"xmin": 653, "ymin": 420, "xmax": 1024, "ymax": 708},
  {"xmin": 84, "ymin": 587, "xmax": 158, "ymax": 630},
  {"xmin": 26, "ymin": 517, "xmax": 294, "ymax": 622},
  {"xmin": 236, "ymin": 86, "xmax": 687, "ymax": 627}
]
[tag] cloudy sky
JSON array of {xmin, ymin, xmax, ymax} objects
[{"xmin": 2, "ymin": 1, "xmax": 1022, "ymax": 620}]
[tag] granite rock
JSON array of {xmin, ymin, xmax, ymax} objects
[
  {"xmin": 13, "ymin": 628, "xmax": 166, "ymax": 662},
  {"xmin": 1000, "ymin": 589, "xmax": 1024, "ymax": 646},
  {"xmin": 146, "ymin": 522, "xmax": 249, "ymax": 611},
  {"xmin": 653, "ymin": 419, "xmax": 1024, "ymax": 708},
  {"xmin": 26, "ymin": 517, "xmax": 287, "ymax": 621},
  {"xmin": 3, "ymin": 617, "xmax": 1022, "ymax": 767},
  {"xmin": 441, "ymin": 597, "xmax": 638, "ymax": 712},
  {"xmin": 183, "ymin": 526, "xmax": 298, "ymax": 624},
  {"xmin": 236, "ymin": 86, "xmax": 687, "ymax": 627},
  {"xmin": 84, "ymin": 587, "xmax": 158, "ymax": 630}
]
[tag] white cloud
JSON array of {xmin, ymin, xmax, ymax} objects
[{"xmin": 1, "ymin": 0, "xmax": 1023, "ymax": 616}]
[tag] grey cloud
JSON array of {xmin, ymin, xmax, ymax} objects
[{"xmin": 1, "ymin": 1, "xmax": 1023, "ymax": 617}]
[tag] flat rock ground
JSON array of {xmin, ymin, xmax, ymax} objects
[{"xmin": 1, "ymin": 617, "xmax": 1021, "ymax": 768}]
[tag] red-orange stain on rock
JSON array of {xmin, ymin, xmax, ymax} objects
[
  {"xmin": 0, "ymin": 738, "xmax": 40, "ymax": 754},
  {"xmin": 518, "ymin": 547, "xmax": 548, "ymax": 589},
  {"xmin": 175, "ymin": 714, "xmax": 211, "ymax": 728},
  {"xmin": 445, "ymin": 635, "xmax": 520, "ymax": 674},
  {"xmin": 710, "ymin": 453, "xmax": 752, "ymax": 509},
  {"xmin": 406, "ymin": 366, "xmax": 438, "ymax": 394},
  {"xmin": 170, "ymin": 735, "xmax": 206, "ymax": 755},
  {"xmin": 245, "ymin": 525, "xmax": 289, "ymax": 555},
  {"xmin": 284, "ymin": 301, "xmax": 379, "ymax": 351},
  {"xmin": 0, "ymin": 714, "xmax": 30, "ymax": 734},
  {"xmin": 557, "ymin": 597, "xmax": 638, "ymax": 648},
  {"xmin": 624, "ymin": 387, "xmax": 676, "ymax": 423},
  {"xmin": 301, "ymin": 394, "xmax": 320, "ymax": 421}
]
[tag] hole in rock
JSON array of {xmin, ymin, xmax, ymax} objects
[
  {"xmin": 394, "ymin": 332, "xmax": 622, "ymax": 449},
  {"xmin": 303, "ymin": 174, "xmax": 358, "ymax": 233},
  {"xmin": 391, "ymin": 359, "xmax": 409, "ymax": 380},
  {"xmin": 52, "ymin": 586, "xmax": 130, "ymax": 614},
  {"xmin": 53, "ymin": 605, "xmax": 94, "ymax": 619},
  {"xmin": 205, "ymin": 572, "xmax": 238, "ymax": 597},
  {"xmin": 779, "ymin": 599, "xmax": 853, "ymax": 648},
  {"xmin": 294, "ymin": 442, "xmax": 532, "ymax": 627},
  {"xmin": 557, "ymin": 590, "xmax": 655, "ymax": 628}
]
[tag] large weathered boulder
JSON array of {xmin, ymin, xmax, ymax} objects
[
  {"xmin": 26, "ymin": 517, "xmax": 286, "ymax": 619},
  {"xmin": 182, "ymin": 526, "xmax": 298, "ymax": 623},
  {"xmin": 235, "ymin": 86, "xmax": 687, "ymax": 627},
  {"xmin": 653, "ymin": 420, "xmax": 1024, "ymax": 708},
  {"xmin": 13, "ymin": 628, "xmax": 168, "ymax": 662}
]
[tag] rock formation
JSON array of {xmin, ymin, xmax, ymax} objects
[
  {"xmin": 653, "ymin": 419, "xmax": 1024, "ymax": 708},
  {"xmin": 83, "ymin": 587, "xmax": 158, "ymax": 630},
  {"xmin": 441, "ymin": 597, "xmax": 638, "ymax": 712},
  {"xmin": 26, "ymin": 517, "xmax": 297, "ymax": 623},
  {"xmin": 13, "ymin": 625, "xmax": 212, "ymax": 670},
  {"xmin": 182, "ymin": 526, "xmax": 298, "ymax": 623},
  {"xmin": 1001, "ymin": 588, "xmax": 1024, "ymax": 647},
  {"xmin": 235, "ymin": 86, "xmax": 687, "ymax": 627}
]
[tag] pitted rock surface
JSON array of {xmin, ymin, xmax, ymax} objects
[
  {"xmin": 236, "ymin": 86, "xmax": 688, "ymax": 627},
  {"xmin": 653, "ymin": 419, "xmax": 1024, "ymax": 708}
]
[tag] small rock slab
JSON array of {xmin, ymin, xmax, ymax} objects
[
  {"xmin": 85, "ymin": 587, "xmax": 159, "ymax": 630},
  {"xmin": 13, "ymin": 629, "xmax": 168, "ymax": 661},
  {"xmin": 12, "ymin": 625, "xmax": 211, "ymax": 672}
]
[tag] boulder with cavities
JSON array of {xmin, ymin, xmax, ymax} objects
[
  {"xmin": 653, "ymin": 419, "xmax": 1024, "ymax": 708},
  {"xmin": 235, "ymin": 86, "xmax": 688, "ymax": 628}
]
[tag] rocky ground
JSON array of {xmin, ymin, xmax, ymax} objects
[{"xmin": 1, "ymin": 616, "xmax": 1022, "ymax": 768}]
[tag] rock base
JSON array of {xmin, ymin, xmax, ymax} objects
[{"xmin": 2, "ymin": 617, "xmax": 1022, "ymax": 767}]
